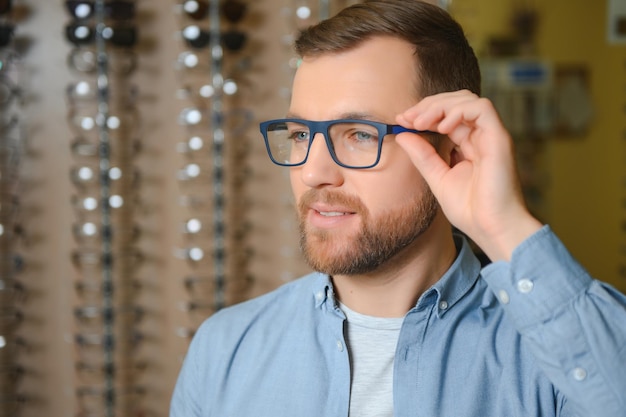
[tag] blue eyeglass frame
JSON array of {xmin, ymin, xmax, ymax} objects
[{"xmin": 259, "ymin": 118, "xmax": 436, "ymax": 169}]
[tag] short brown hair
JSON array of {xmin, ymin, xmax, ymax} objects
[{"xmin": 295, "ymin": 0, "xmax": 481, "ymax": 98}]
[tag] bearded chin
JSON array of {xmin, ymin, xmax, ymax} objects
[{"xmin": 298, "ymin": 190, "xmax": 439, "ymax": 276}]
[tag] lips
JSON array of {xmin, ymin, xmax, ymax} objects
[
  {"xmin": 298, "ymin": 190, "xmax": 363, "ymax": 229},
  {"xmin": 310, "ymin": 203, "xmax": 356, "ymax": 216},
  {"xmin": 304, "ymin": 203, "xmax": 357, "ymax": 230},
  {"xmin": 318, "ymin": 211, "xmax": 350, "ymax": 217}
]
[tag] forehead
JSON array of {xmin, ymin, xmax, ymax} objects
[{"xmin": 290, "ymin": 36, "xmax": 419, "ymax": 121}]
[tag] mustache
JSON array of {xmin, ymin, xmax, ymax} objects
[{"xmin": 298, "ymin": 189, "xmax": 366, "ymax": 215}]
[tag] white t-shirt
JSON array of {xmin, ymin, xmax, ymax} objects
[{"xmin": 340, "ymin": 302, "xmax": 404, "ymax": 417}]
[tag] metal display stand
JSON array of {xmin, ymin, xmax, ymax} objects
[
  {"xmin": 65, "ymin": 1, "xmax": 144, "ymax": 415},
  {"xmin": 0, "ymin": 14, "xmax": 25, "ymax": 417}
]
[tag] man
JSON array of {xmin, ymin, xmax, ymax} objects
[{"xmin": 170, "ymin": 1, "xmax": 626, "ymax": 416}]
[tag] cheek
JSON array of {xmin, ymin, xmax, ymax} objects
[
  {"xmin": 354, "ymin": 166, "xmax": 428, "ymax": 213},
  {"xmin": 290, "ymin": 168, "xmax": 305, "ymax": 198}
]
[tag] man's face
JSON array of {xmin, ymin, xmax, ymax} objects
[{"xmin": 289, "ymin": 36, "xmax": 440, "ymax": 276}]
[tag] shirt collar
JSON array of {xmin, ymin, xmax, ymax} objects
[
  {"xmin": 416, "ymin": 233, "xmax": 482, "ymax": 318},
  {"xmin": 312, "ymin": 272, "xmax": 334, "ymax": 310},
  {"xmin": 311, "ymin": 233, "xmax": 482, "ymax": 317}
]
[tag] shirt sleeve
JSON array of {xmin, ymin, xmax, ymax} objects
[
  {"xmin": 169, "ymin": 328, "xmax": 204, "ymax": 417},
  {"xmin": 482, "ymin": 225, "xmax": 626, "ymax": 417}
]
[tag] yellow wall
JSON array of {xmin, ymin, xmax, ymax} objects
[{"xmin": 453, "ymin": 1, "xmax": 626, "ymax": 293}]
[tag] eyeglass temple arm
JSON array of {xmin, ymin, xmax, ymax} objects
[{"xmin": 390, "ymin": 125, "xmax": 438, "ymax": 135}]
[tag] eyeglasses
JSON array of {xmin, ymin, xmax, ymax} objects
[
  {"xmin": 71, "ymin": 247, "xmax": 144, "ymax": 271},
  {"xmin": 75, "ymin": 360, "xmax": 148, "ymax": 386},
  {"xmin": 68, "ymin": 47, "xmax": 138, "ymax": 75},
  {"xmin": 65, "ymin": 1, "xmax": 136, "ymax": 21},
  {"xmin": 179, "ymin": 0, "xmax": 247, "ymax": 23},
  {"xmin": 75, "ymin": 331, "xmax": 143, "ymax": 349},
  {"xmin": 70, "ymin": 135, "xmax": 141, "ymax": 160},
  {"xmin": 72, "ymin": 221, "xmax": 141, "ymax": 245},
  {"xmin": 181, "ymin": 25, "xmax": 246, "ymax": 51},
  {"xmin": 73, "ymin": 305, "xmax": 145, "ymax": 328},
  {"xmin": 65, "ymin": 23, "xmax": 138, "ymax": 47},
  {"xmin": 74, "ymin": 278, "xmax": 142, "ymax": 301},
  {"xmin": 259, "ymin": 118, "xmax": 434, "ymax": 169},
  {"xmin": 66, "ymin": 80, "xmax": 139, "ymax": 107},
  {"xmin": 180, "ymin": 0, "xmax": 209, "ymax": 20},
  {"xmin": 67, "ymin": 107, "xmax": 140, "ymax": 136}
]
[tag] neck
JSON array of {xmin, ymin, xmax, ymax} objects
[{"xmin": 331, "ymin": 213, "xmax": 457, "ymax": 318}]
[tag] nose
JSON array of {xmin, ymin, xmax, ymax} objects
[{"xmin": 298, "ymin": 132, "xmax": 343, "ymax": 188}]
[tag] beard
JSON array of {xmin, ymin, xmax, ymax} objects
[{"xmin": 297, "ymin": 187, "xmax": 439, "ymax": 276}]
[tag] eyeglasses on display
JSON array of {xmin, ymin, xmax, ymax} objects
[
  {"xmin": 76, "ymin": 384, "xmax": 146, "ymax": 413},
  {"xmin": 72, "ymin": 221, "xmax": 141, "ymax": 244},
  {"xmin": 65, "ymin": 0, "xmax": 136, "ymax": 21},
  {"xmin": 70, "ymin": 136, "xmax": 142, "ymax": 161},
  {"xmin": 73, "ymin": 305, "xmax": 145, "ymax": 327},
  {"xmin": 74, "ymin": 278, "xmax": 142, "ymax": 299},
  {"xmin": 179, "ymin": 0, "xmax": 247, "ymax": 23},
  {"xmin": 67, "ymin": 108, "xmax": 140, "ymax": 136},
  {"xmin": 75, "ymin": 359, "xmax": 148, "ymax": 385},
  {"xmin": 181, "ymin": 25, "xmax": 246, "ymax": 52},
  {"xmin": 65, "ymin": 23, "xmax": 138, "ymax": 48},
  {"xmin": 70, "ymin": 165, "xmax": 141, "ymax": 193},
  {"xmin": 68, "ymin": 47, "xmax": 138, "ymax": 75},
  {"xmin": 66, "ymin": 80, "xmax": 139, "ymax": 107},
  {"xmin": 71, "ymin": 248, "xmax": 144, "ymax": 271}
]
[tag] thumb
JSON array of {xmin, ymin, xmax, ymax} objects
[{"xmin": 395, "ymin": 132, "xmax": 451, "ymax": 190}]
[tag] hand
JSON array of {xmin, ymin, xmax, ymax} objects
[{"xmin": 395, "ymin": 90, "xmax": 542, "ymax": 261}]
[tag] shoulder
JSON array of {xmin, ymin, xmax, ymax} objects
[
  {"xmin": 220, "ymin": 271, "xmax": 326, "ymax": 316},
  {"xmin": 192, "ymin": 272, "xmax": 328, "ymax": 345}
]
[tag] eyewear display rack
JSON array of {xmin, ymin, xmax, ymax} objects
[
  {"xmin": 0, "ymin": 1, "xmax": 26, "ymax": 414},
  {"xmin": 64, "ymin": 1, "xmax": 145, "ymax": 416},
  {"xmin": 173, "ymin": 0, "xmax": 256, "ymax": 339},
  {"xmin": 171, "ymin": 0, "xmax": 352, "ymax": 340}
]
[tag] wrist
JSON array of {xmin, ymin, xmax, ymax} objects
[{"xmin": 477, "ymin": 212, "xmax": 543, "ymax": 262}]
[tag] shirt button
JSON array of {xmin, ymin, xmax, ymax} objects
[
  {"xmin": 439, "ymin": 300, "xmax": 448, "ymax": 310},
  {"xmin": 336, "ymin": 340, "xmax": 344, "ymax": 352},
  {"xmin": 498, "ymin": 289, "xmax": 510, "ymax": 304},
  {"xmin": 572, "ymin": 367, "xmax": 587, "ymax": 381},
  {"xmin": 516, "ymin": 278, "xmax": 534, "ymax": 294}
]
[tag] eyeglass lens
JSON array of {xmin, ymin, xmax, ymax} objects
[{"xmin": 264, "ymin": 121, "xmax": 383, "ymax": 168}]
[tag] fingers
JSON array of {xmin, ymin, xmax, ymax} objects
[
  {"xmin": 397, "ymin": 90, "xmax": 506, "ymax": 144},
  {"xmin": 394, "ymin": 132, "xmax": 451, "ymax": 193},
  {"xmin": 396, "ymin": 90, "xmax": 512, "ymax": 161}
]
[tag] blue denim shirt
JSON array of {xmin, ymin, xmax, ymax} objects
[{"xmin": 170, "ymin": 226, "xmax": 626, "ymax": 417}]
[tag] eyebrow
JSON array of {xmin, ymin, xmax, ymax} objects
[{"xmin": 284, "ymin": 112, "xmax": 383, "ymax": 122}]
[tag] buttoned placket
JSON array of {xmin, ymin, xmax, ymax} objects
[
  {"xmin": 317, "ymin": 283, "xmax": 351, "ymax": 417},
  {"xmin": 393, "ymin": 291, "xmax": 439, "ymax": 417}
]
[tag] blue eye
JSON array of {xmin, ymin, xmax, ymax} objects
[
  {"xmin": 289, "ymin": 130, "xmax": 310, "ymax": 142},
  {"xmin": 354, "ymin": 131, "xmax": 376, "ymax": 141}
]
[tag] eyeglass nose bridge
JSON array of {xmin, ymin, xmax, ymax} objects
[{"xmin": 299, "ymin": 121, "xmax": 341, "ymax": 167}]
